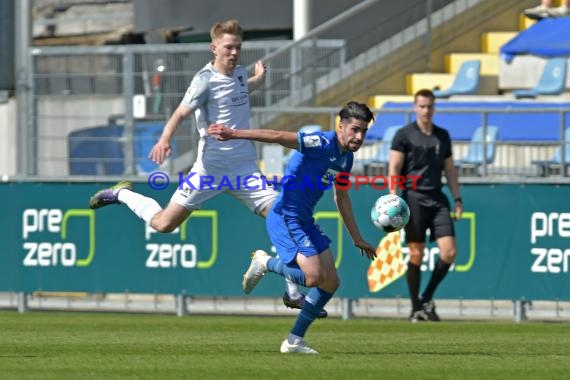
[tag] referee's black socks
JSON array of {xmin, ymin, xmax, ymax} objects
[
  {"xmin": 421, "ymin": 259, "xmax": 451, "ymax": 302},
  {"xmin": 407, "ymin": 262, "xmax": 422, "ymax": 311}
]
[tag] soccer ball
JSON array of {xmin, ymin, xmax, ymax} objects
[{"xmin": 370, "ymin": 194, "xmax": 410, "ymax": 233}]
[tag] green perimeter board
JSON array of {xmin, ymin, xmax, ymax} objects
[{"xmin": 1, "ymin": 182, "xmax": 569, "ymax": 300}]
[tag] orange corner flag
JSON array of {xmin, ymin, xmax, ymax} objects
[{"xmin": 367, "ymin": 232, "xmax": 407, "ymax": 292}]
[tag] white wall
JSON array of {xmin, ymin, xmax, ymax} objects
[
  {"xmin": 0, "ymin": 99, "xmax": 17, "ymax": 176},
  {"xmin": 499, "ymin": 56, "xmax": 570, "ymax": 91}
]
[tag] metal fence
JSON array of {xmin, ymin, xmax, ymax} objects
[
  {"xmin": 20, "ymin": 87, "xmax": 570, "ymax": 181},
  {"xmin": 249, "ymin": 107, "xmax": 570, "ymax": 182},
  {"xmin": 3, "ymin": 292, "xmax": 569, "ymax": 321},
  {"xmin": 27, "ymin": 40, "xmax": 345, "ymax": 177}
]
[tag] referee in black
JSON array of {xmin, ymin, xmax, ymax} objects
[{"xmin": 388, "ymin": 88, "xmax": 463, "ymax": 322}]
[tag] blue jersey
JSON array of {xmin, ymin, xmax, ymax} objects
[{"xmin": 272, "ymin": 130, "xmax": 353, "ymax": 220}]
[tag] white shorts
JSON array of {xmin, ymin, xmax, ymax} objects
[{"xmin": 170, "ymin": 161, "xmax": 278, "ymax": 215}]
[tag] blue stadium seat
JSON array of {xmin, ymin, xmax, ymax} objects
[
  {"xmin": 454, "ymin": 126, "xmax": 499, "ymax": 175},
  {"xmin": 68, "ymin": 124, "xmax": 125, "ymax": 175},
  {"xmin": 532, "ymin": 128, "xmax": 570, "ymax": 176},
  {"xmin": 433, "ymin": 60, "xmax": 481, "ymax": 99},
  {"xmin": 513, "ymin": 58, "xmax": 567, "ymax": 99},
  {"xmin": 68, "ymin": 119, "xmax": 174, "ymax": 175},
  {"xmin": 361, "ymin": 125, "xmax": 401, "ymax": 175}
]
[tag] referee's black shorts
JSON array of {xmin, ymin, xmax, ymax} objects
[{"xmin": 402, "ymin": 190, "xmax": 454, "ymax": 243}]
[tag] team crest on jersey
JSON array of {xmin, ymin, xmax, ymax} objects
[
  {"xmin": 303, "ymin": 135, "xmax": 322, "ymax": 147},
  {"xmin": 238, "ymin": 75, "xmax": 244, "ymax": 86},
  {"xmin": 321, "ymin": 168, "xmax": 340, "ymax": 186}
]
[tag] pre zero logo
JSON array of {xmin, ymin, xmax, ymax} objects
[
  {"xmin": 21, "ymin": 208, "xmax": 95, "ymax": 267},
  {"xmin": 144, "ymin": 210, "xmax": 219, "ymax": 269}
]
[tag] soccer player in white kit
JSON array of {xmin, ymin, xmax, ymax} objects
[{"xmin": 89, "ymin": 19, "xmax": 326, "ymax": 317}]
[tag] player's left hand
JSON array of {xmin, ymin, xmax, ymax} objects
[
  {"xmin": 454, "ymin": 201, "xmax": 463, "ymax": 220},
  {"xmin": 254, "ymin": 60, "xmax": 267, "ymax": 79},
  {"xmin": 355, "ymin": 240, "xmax": 376, "ymax": 260},
  {"xmin": 207, "ymin": 124, "xmax": 233, "ymax": 141}
]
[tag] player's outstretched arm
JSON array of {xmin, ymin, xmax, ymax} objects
[
  {"xmin": 207, "ymin": 124, "xmax": 298, "ymax": 149},
  {"xmin": 334, "ymin": 186, "xmax": 376, "ymax": 260},
  {"xmin": 149, "ymin": 105, "xmax": 192, "ymax": 164}
]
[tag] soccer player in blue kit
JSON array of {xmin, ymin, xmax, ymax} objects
[{"xmin": 207, "ymin": 101, "xmax": 377, "ymax": 354}]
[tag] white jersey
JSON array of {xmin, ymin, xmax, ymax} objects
[{"xmin": 180, "ymin": 62, "xmax": 257, "ymax": 166}]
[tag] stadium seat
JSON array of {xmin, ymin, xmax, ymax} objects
[
  {"xmin": 433, "ymin": 60, "xmax": 481, "ymax": 99},
  {"xmin": 68, "ymin": 118, "xmax": 174, "ymax": 175},
  {"xmin": 454, "ymin": 125, "xmax": 499, "ymax": 176},
  {"xmin": 68, "ymin": 124, "xmax": 125, "ymax": 175},
  {"xmin": 532, "ymin": 127, "xmax": 570, "ymax": 176},
  {"xmin": 361, "ymin": 125, "xmax": 401, "ymax": 175},
  {"xmin": 513, "ymin": 58, "xmax": 567, "ymax": 99}
]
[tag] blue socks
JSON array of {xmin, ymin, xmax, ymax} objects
[
  {"xmin": 291, "ymin": 287, "xmax": 333, "ymax": 337},
  {"xmin": 267, "ymin": 257, "xmax": 306, "ymax": 287},
  {"xmin": 266, "ymin": 257, "xmax": 334, "ymax": 338}
]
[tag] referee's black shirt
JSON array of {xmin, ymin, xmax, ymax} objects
[{"xmin": 390, "ymin": 121, "xmax": 452, "ymax": 191}]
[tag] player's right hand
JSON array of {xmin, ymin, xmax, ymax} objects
[
  {"xmin": 207, "ymin": 124, "xmax": 233, "ymax": 141},
  {"xmin": 355, "ymin": 240, "xmax": 377, "ymax": 260},
  {"xmin": 149, "ymin": 139, "xmax": 172, "ymax": 165}
]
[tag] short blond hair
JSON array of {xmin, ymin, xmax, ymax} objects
[{"xmin": 210, "ymin": 19, "xmax": 243, "ymax": 41}]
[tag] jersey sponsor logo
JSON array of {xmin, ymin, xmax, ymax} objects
[{"xmin": 303, "ymin": 135, "xmax": 322, "ymax": 147}]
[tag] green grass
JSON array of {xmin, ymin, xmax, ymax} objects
[{"xmin": 0, "ymin": 311, "xmax": 569, "ymax": 380}]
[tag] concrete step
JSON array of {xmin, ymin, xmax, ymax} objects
[{"xmin": 481, "ymin": 31, "xmax": 517, "ymax": 53}]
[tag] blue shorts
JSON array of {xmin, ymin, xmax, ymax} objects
[{"xmin": 266, "ymin": 209, "xmax": 331, "ymax": 265}]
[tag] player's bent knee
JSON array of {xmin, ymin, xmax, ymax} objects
[
  {"xmin": 329, "ymin": 276, "xmax": 340, "ymax": 291},
  {"xmin": 304, "ymin": 276, "xmax": 320, "ymax": 288},
  {"xmin": 441, "ymin": 248, "xmax": 457, "ymax": 263},
  {"xmin": 408, "ymin": 250, "xmax": 424, "ymax": 265},
  {"xmin": 304, "ymin": 272, "xmax": 324, "ymax": 287},
  {"xmin": 150, "ymin": 220, "xmax": 180, "ymax": 233},
  {"xmin": 307, "ymin": 271, "xmax": 339, "ymax": 291}
]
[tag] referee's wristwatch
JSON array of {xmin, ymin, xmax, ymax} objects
[{"xmin": 454, "ymin": 197, "xmax": 463, "ymax": 204}]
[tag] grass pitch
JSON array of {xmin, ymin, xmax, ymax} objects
[{"xmin": 0, "ymin": 311, "xmax": 569, "ymax": 380}]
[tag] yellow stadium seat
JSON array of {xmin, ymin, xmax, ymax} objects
[
  {"xmin": 406, "ymin": 73, "xmax": 455, "ymax": 95},
  {"xmin": 368, "ymin": 95, "xmax": 413, "ymax": 109}
]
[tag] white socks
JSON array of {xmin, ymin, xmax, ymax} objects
[
  {"xmin": 286, "ymin": 278, "xmax": 302, "ymax": 300},
  {"xmin": 117, "ymin": 189, "xmax": 162, "ymax": 224},
  {"xmin": 287, "ymin": 333, "xmax": 303, "ymax": 344}
]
